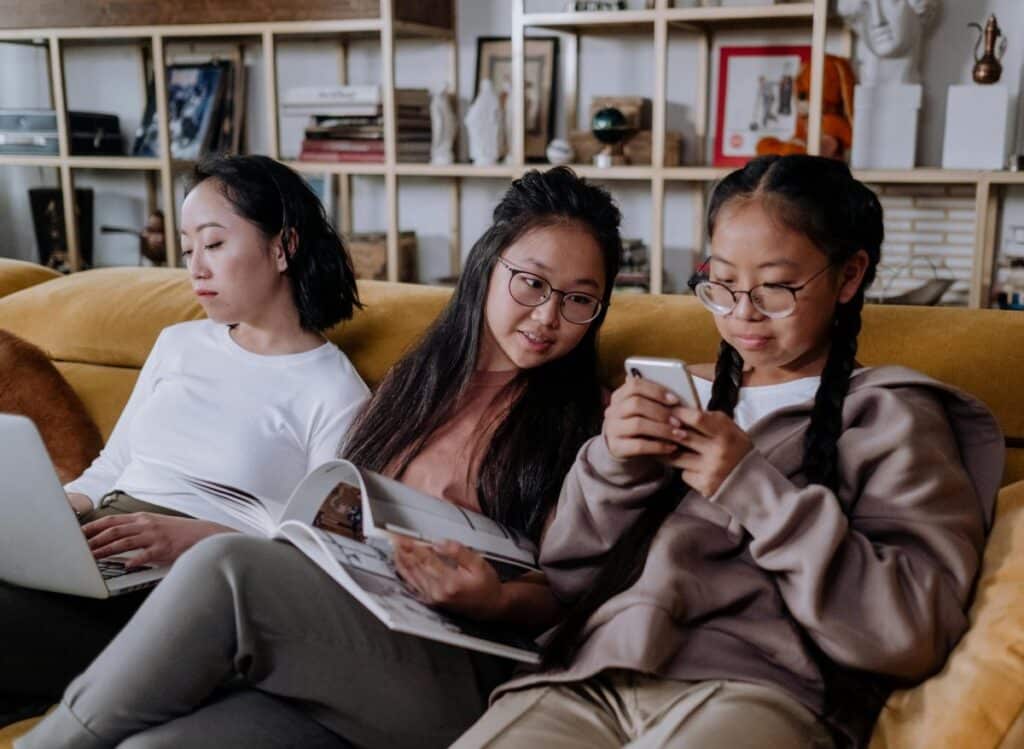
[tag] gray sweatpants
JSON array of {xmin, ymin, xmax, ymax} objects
[{"xmin": 17, "ymin": 534, "xmax": 513, "ymax": 749}]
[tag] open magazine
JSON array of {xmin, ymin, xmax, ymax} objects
[{"xmin": 184, "ymin": 460, "xmax": 541, "ymax": 663}]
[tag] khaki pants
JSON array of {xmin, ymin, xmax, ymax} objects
[
  {"xmin": 453, "ymin": 671, "xmax": 834, "ymax": 749},
  {"xmin": 79, "ymin": 491, "xmax": 189, "ymax": 524}
]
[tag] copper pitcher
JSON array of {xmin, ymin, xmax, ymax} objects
[{"xmin": 970, "ymin": 15, "xmax": 1007, "ymax": 84}]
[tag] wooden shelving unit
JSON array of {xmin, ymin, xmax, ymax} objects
[{"xmin": 0, "ymin": 0, "xmax": 1021, "ymax": 308}]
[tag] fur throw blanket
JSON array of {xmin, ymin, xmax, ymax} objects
[{"xmin": 0, "ymin": 330, "xmax": 103, "ymax": 484}]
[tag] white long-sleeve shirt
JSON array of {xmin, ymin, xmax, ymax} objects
[{"xmin": 65, "ymin": 320, "xmax": 370, "ymax": 533}]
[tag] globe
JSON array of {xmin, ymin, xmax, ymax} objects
[{"xmin": 591, "ymin": 107, "xmax": 632, "ymax": 145}]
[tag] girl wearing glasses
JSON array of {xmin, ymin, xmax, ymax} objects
[
  {"xmin": 453, "ymin": 155, "xmax": 1001, "ymax": 748},
  {"xmin": 20, "ymin": 167, "xmax": 622, "ymax": 749}
]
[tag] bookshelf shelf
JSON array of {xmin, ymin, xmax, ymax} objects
[
  {"xmin": 283, "ymin": 160, "xmax": 390, "ymax": 177},
  {"xmin": 521, "ymin": 9, "xmax": 656, "ymax": 33},
  {"xmin": 0, "ymin": 155, "xmax": 62, "ymax": 168},
  {"xmin": 393, "ymin": 163, "xmax": 517, "ymax": 179},
  {"xmin": 67, "ymin": 156, "xmax": 163, "ymax": 171}
]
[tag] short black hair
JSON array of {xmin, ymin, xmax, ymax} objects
[{"xmin": 189, "ymin": 154, "xmax": 361, "ymax": 331}]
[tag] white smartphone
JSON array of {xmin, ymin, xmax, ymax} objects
[{"xmin": 624, "ymin": 356, "xmax": 702, "ymax": 411}]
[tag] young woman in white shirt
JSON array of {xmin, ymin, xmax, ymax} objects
[{"xmin": 0, "ymin": 155, "xmax": 369, "ymax": 726}]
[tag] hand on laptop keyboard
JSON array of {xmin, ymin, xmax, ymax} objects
[{"xmin": 96, "ymin": 557, "xmax": 152, "ymax": 579}]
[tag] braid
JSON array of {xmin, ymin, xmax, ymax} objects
[
  {"xmin": 708, "ymin": 341, "xmax": 743, "ymax": 416},
  {"xmin": 802, "ymin": 291, "xmax": 864, "ymax": 492}
]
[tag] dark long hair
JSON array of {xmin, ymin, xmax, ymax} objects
[
  {"xmin": 343, "ymin": 167, "xmax": 622, "ymax": 542},
  {"xmin": 545, "ymin": 155, "xmax": 883, "ymax": 670},
  {"xmin": 189, "ymin": 154, "xmax": 361, "ymax": 331}
]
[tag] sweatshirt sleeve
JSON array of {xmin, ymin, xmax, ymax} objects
[
  {"xmin": 539, "ymin": 435, "xmax": 672, "ymax": 603},
  {"xmin": 708, "ymin": 387, "xmax": 989, "ymax": 681},
  {"xmin": 63, "ymin": 332, "xmax": 167, "ymax": 506}
]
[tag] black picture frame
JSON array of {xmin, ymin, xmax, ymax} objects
[
  {"xmin": 28, "ymin": 187, "xmax": 94, "ymax": 271},
  {"xmin": 474, "ymin": 36, "xmax": 558, "ymax": 162}
]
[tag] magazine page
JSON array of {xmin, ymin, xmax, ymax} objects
[
  {"xmin": 180, "ymin": 475, "xmax": 277, "ymax": 535},
  {"xmin": 273, "ymin": 520, "xmax": 541, "ymax": 664},
  {"xmin": 277, "ymin": 460, "xmax": 367, "ymax": 526},
  {"xmin": 355, "ymin": 466, "xmax": 539, "ymax": 572}
]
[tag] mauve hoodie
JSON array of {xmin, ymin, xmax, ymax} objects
[{"xmin": 497, "ymin": 366, "xmax": 1004, "ymax": 748}]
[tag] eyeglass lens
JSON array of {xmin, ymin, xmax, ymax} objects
[{"xmin": 697, "ymin": 282, "xmax": 796, "ymax": 317}]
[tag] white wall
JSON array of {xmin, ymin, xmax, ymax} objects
[{"xmin": 1, "ymin": 0, "xmax": 1021, "ymax": 290}]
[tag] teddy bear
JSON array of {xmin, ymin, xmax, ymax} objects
[{"xmin": 756, "ymin": 54, "xmax": 855, "ymax": 160}]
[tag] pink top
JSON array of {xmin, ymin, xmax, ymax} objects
[{"xmin": 394, "ymin": 369, "xmax": 519, "ymax": 514}]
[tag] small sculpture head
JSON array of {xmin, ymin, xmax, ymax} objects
[{"xmin": 838, "ymin": 0, "xmax": 940, "ymax": 59}]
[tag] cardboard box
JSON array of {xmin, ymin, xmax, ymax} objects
[
  {"xmin": 347, "ymin": 231, "xmax": 417, "ymax": 282},
  {"xmin": 568, "ymin": 129, "xmax": 683, "ymax": 166}
]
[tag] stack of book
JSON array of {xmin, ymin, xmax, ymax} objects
[
  {"xmin": 284, "ymin": 85, "xmax": 431, "ymax": 164},
  {"xmin": 615, "ymin": 238, "xmax": 650, "ymax": 292}
]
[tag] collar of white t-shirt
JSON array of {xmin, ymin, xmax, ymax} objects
[{"xmin": 692, "ymin": 375, "xmax": 822, "ymax": 431}]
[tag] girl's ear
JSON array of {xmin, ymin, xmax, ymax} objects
[
  {"xmin": 837, "ymin": 249, "xmax": 870, "ymax": 304},
  {"xmin": 273, "ymin": 229, "xmax": 296, "ymax": 273}
]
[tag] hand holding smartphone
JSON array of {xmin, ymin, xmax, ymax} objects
[{"xmin": 623, "ymin": 356, "xmax": 702, "ymax": 412}]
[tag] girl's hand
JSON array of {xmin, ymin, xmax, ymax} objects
[
  {"xmin": 392, "ymin": 537, "xmax": 504, "ymax": 620},
  {"xmin": 668, "ymin": 407, "xmax": 753, "ymax": 497},
  {"xmin": 603, "ymin": 375, "xmax": 686, "ymax": 461},
  {"xmin": 82, "ymin": 513, "xmax": 234, "ymax": 569}
]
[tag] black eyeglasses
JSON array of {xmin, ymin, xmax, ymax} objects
[
  {"xmin": 497, "ymin": 257, "xmax": 603, "ymax": 325},
  {"xmin": 690, "ymin": 262, "xmax": 834, "ymax": 319}
]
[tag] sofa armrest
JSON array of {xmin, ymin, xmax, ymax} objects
[{"xmin": 870, "ymin": 479, "xmax": 1024, "ymax": 748}]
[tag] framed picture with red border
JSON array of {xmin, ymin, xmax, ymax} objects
[{"xmin": 713, "ymin": 45, "xmax": 810, "ymax": 167}]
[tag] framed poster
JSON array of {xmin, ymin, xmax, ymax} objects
[
  {"xmin": 714, "ymin": 45, "xmax": 810, "ymax": 167},
  {"xmin": 133, "ymin": 63, "xmax": 227, "ymax": 159},
  {"xmin": 475, "ymin": 36, "xmax": 558, "ymax": 161}
]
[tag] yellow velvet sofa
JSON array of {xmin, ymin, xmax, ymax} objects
[{"xmin": 0, "ymin": 259, "xmax": 1022, "ymax": 748}]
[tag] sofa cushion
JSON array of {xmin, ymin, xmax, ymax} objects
[
  {"xmin": 0, "ymin": 715, "xmax": 41, "ymax": 748},
  {"xmin": 0, "ymin": 267, "xmax": 202, "ymax": 368},
  {"xmin": 0, "ymin": 331, "xmax": 103, "ymax": 482},
  {"xmin": 0, "ymin": 259, "xmax": 59, "ymax": 300},
  {"xmin": 869, "ymin": 479, "xmax": 1024, "ymax": 748}
]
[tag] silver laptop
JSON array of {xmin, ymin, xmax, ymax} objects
[{"xmin": 0, "ymin": 413, "xmax": 167, "ymax": 598}]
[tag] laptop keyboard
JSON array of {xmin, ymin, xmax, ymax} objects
[{"xmin": 97, "ymin": 558, "xmax": 152, "ymax": 580}]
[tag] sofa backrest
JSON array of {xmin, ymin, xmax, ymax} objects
[
  {"xmin": 0, "ymin": 266, "xmax": 1020, "ymax": 485},
  {"xmin": 0, "ymin": 258, "xmax": 60, "ymax": 299}
]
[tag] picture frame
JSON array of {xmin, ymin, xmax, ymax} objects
[
  {"xmin": 28, "ymin": 187, "xmax": 94, "ymax": 271},
  {"xmin": 133, "ymin": 62, "xmax": 229, "ymax": 159},
  {"xmin": 475, "ymin": 36, "xmax": 558, "ymax": 162},
  {"xmin": 713, "ymin": 45, "xmax": 810, "ymax": 167}
]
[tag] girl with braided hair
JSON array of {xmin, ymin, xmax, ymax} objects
[{"xmin": 453, "ymin": 154, "xmax": 1003, "ymax": 749}]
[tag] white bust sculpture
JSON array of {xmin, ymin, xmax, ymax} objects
[
  {"xmin": 429, "ymin": 87, "xmax": 456, "ymax": 165},
  {"xmin": 838, "ymin": 0, "xmax": 941, "ymax": 84},
  {"xmin": 465, "ymin": 79, "xmax": 505, "ymax": 166}
]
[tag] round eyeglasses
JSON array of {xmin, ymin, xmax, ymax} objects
[
  {"xmin": 498, "ymin": 257, "xmax": 603, "ymax": 325},
  {"xmin": 691, "ymin": 263, "xmax": 834, "ymax": 319}
]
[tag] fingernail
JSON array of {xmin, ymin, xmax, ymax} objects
[
  {"xmin": 664, "ymin": 391, "xmax": 679, "ymax": 404},
  {"xmin": 673, "ymin": 429, "xmax": 686, "ymax": 439},
  {"xmin": 669, "ymin": 416, "xmax": 681, "ymax": 427}
]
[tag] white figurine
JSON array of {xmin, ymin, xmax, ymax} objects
[
  {"xmin": 465, "ymin": 79, "xmax": 505, "ymax": 167},
  {"xmin": 429, "ymin": 87, "xmax": 456, "ymax": 165},
  {"xmin": 837, "ymin": 0, "xmax": 941, "ymax": 84},
  {"xmin": 545, "ymin": 138, "xmax": 574, "ymax": 165}
]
